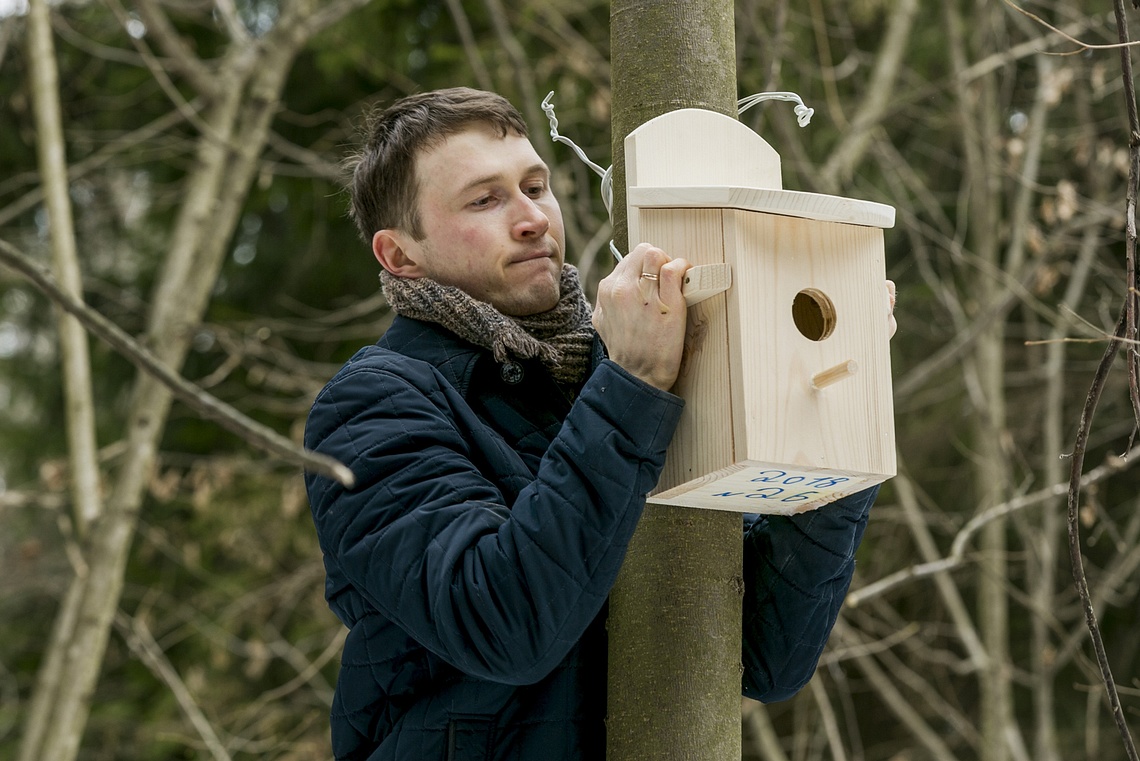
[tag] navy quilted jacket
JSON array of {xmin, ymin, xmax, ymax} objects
[{"xmin": 304, "ymin": 316, "xmax": 876, "ymax": 760}]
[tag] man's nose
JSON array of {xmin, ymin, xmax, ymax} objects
[{"xmin": 512, "ymin": 195, "xmax": 550, "ymax": 239}]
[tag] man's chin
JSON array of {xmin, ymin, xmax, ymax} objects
[{"xmin": 497, "ymin": 282, "xmax": 561, "ymax": 317}]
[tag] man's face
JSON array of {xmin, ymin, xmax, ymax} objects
[{"xmin": 386, "ymin": 125, "xmax": 566, "ymax": 317}]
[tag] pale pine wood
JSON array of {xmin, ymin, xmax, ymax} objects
[
  {"xmin": 812, "ymin": 360, "xmax": 859, "ymax": 390},
  {"xmin": 649, "ymin": 461, "xmax": 884, "ymax": 515},
  {"xmin": 638, "ymin": 208, "xmax": 736, "ymax": 494},
  {"xmin": 625, "ymin": 107, "xmax": 896, "ymax": 514},
  {"xmin": 726, "ymin": 211, "xmax": 896, "ymax": 478},
  {"xmin": 629, "ymin": 185, "xmax": 896, "ymax": 229},
  {"xmin": 681, "ymin": 263, "xmax": 732, "ymax": 306},
  {"xmin": 625, "ymin": 109, "xmax": 781, "ymax": 247}
]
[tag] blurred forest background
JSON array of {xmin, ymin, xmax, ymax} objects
[{"xmin": 2, "ymin": 0, "xmax": 1139, "ymax": 759}]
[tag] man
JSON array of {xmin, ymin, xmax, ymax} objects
[{"xmin": 305, "ymin": 87, "xmax": 888, "ymax": 760}]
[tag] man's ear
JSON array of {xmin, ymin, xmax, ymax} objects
[{"xmin": 372, "ymin": 229, "xmax": 425, "ymax": 277}]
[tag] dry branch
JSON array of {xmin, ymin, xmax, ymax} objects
[
  {"xmin": 116, "ymin": 613, "xmax": 234, "ymax": 761},
  {"xmin": 1059, "ymin": 1, "xmax": 1140, "ymax": 757},
  {"xmin": 847, "ymin": 447, "xmax": 1140, "ymax": 607},
  {"xmin": 26, "ymin": 0, "xmax": 102, "ymax": 535},
  {"xmin": 0, "ymin": 238, "xmax": 354, "ymax": 487}
]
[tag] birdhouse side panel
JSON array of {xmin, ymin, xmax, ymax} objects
[
  {"xmin": 724, "ymin": 211, "xmax": 896, "ymax": 478},
  {"xmin": 635, "ymin": 208, "xmax": 739, "ymax": 497}
]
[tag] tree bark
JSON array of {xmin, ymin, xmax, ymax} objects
[{"xmin": 606, "ymin": 2, "xmax": 743, "ymax": 759}]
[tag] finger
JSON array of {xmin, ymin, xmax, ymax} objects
[
  {"xmin": 618, "ymin": 243, "xmax": 653, "ymax": 284},
  {"xmin": 656, "ymin": 257, "xmax": 691, "ymax": 307},
  {"xmin": 639, "ymin": 245, "xmax": 670, "ymax": 275},
  {"xmin": 885, "ymin": 280, "xmax": 898, "ymax": 339},
  {"xmin": 631, "ymin": 245, "xmax": 670, "ymax": 303}
]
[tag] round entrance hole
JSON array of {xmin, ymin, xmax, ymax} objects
[{"xmin": 792, "ymin": 288, "xmax": 837, "ymax": 341}]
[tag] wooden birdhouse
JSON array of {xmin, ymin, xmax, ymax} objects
[{"xmin": 628, "ymin": 108, "xmax": 896, "ymax": 515}]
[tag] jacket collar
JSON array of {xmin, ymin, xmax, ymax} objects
[
  {"xmin": 378, "ymin": 316, "xmax": 483, "ymax": 396},
  {"xmin": 378, "ymin": 315, "xmax": 607, "ymax": 397}
]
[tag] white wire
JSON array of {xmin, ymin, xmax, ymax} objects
[
  {"xmin": 541, "ymin": 90, "xmax": 814, "ymax": 263},
  {"xmin": 542, "ymin": 92, "xmax": 623, "ymax": 260},
  {"xmin": 737, "ymin": 91, "xmax": 814, "ymax": 127}
]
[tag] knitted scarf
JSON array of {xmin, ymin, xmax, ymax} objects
[{"xmin": 379, "ymin": 264, "xmax": 595, "ymax": 384}]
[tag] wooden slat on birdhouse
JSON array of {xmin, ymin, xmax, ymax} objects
[{"xmin": 625, "ymin": 109, "xmax": 896, "ymax": 515}]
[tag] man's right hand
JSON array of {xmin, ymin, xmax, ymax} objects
[{"xmin": 592, "ymin": 243, "xmax": 691, "ymax": 392}]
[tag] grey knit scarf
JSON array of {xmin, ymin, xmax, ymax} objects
[{"xmin": 379, "ymin": 264, "xmax": 595, "ymax": 384}]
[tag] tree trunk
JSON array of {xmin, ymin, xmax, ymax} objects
[
  {"xmin": 17, "ymin": 3, "xmax": 368, "ymax": 759},
  {"xmin": 606, "ymin": 2, "xmax": 743, "ymax": 759},
  {"xmin": 945, "ymin": 4, "xmax": 1018, "ymax": 760}
]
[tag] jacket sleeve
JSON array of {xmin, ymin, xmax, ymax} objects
[
  {"xmin": 304, "ymin": 356, "xmax": 682, "ymax": 686},
  {"xmin": 741, "ymin": 485, "xmax": 878, "ymax": 702}
]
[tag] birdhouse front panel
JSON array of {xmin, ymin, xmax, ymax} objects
[{"xmin": 725, "ymin": 210, "xmax": 895, "ymax": 478}]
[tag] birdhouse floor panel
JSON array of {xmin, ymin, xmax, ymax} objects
[{"xmin": 647, "ymin": 461, "xmax": 887, "ymax": 515}]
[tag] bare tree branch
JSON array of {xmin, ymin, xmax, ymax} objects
[
  {"xmin": 482, "ymin": 0, "xmax": 546, "ymax": 149},
  {"xmin": 1002, "ymin": 0, "xmax": 1140, "ymax": 52},
  {"xmin": 0, "ymin": 103, "xmax": 197, "ymax": 228},
  {"xmin": 847, "ymin": 446, "xmax": 1140, "ymax": 608},
  {"xmin": 18, "ymin": 2, "xmax": 369, "ymax": 754},
  {"xmin": 832, "ymin": 621, "xmax": 963, "ymax": 761},
  {"xmin": 0, "ymin": 238, "xmax": 354, "ymax": 487},
  {"xmin": 25, "ymin": 0, "xmax": 103, "ymax": 534},
  {"xmin": 104, "ymin": 0, "xmax": 224, "ymax": 141},
  {"xmin": 892, "ymin": 472, "xmax": 988, "ymax": 670},
  {"xmin": 116, "ymin": 612, "xmax": 234, "ymax": 761},
  {"xmin": 1065, "ymin": 306, "xmax": 1137, "ymax": 761},
  {"xmin": 134, "ymin": 0, "xmax": 218, "ymax": 96},
  {"xmin": 443, "ymin": 0, "xmax": 494, "ymax": 91},
  {"xmin": 1061, "ymin": 1, "xmax": 1140, "ymax": 758},
  {"xmin": 819, "ymin": 0, "xmax": 919, "ymax": 192},
  {"xmin": 214, "ymin": 0, "xmax": 251, "ymax": 43},
  {"xmin": 960, "ymin": 13, "xmax": 1114, "ymax": 82}
]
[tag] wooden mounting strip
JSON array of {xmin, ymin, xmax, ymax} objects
[{"xmin": 681, "ymin": 263, "xmax": 732, "ymax": 306}]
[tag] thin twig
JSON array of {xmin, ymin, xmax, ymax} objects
[
  {"xmin": 1065, "ymin": 301, "xmax": 1136, "ymax": 760},
  {"xmin": 442, "ymin": 0, "xmax": 493, "ymax": 91},
  {"xmin": 1003, "ymin": 0, "xmax": 1140, "ymax": 52},
  {"xmin": 0, "ymin": 238, "xmax": 355, "ymax": 487},
  {"xmin": 116, "ymin": 613, "xmax": 234, "ymax": 761},
  {"xmin": 213, "ymin": 0, "xmax": 251, "ymax": 43},
  {"xmin": 847, "ymin": 445, "xmax": 1140, "ymax": 607},
  {"xmin": 133, "ymin": 0, "xmax": 216, "ymax": 96},
  {"xmin": 1064, "ymin": 2, "xmax": 1140, "ymax": 758}
]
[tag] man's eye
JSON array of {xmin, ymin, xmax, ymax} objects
[
  {"xmin": 470, "ymin": 196, "xmax": 494, "ymax": 208},
  {"xmin": 525, "ymin": 184, "xmax": 545, "ymax": 197}
]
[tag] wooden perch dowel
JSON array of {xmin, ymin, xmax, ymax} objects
[{"xmin": 811, "ymin": 360, "xmax": 859, "ymax": 390}]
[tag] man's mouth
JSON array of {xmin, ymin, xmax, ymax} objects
[{"xmin": 512, "ymin": 248, "xmax": 555, "ymax": 264}]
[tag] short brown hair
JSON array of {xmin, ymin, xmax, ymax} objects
[{"xmin": 347, "ymin": 87, "xmax": 530, "ymax": 242}]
